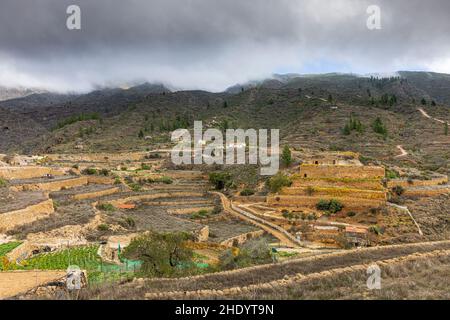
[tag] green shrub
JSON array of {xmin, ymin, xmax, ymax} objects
[
  {"xmin": 219, "ymin": 238, "xmax": 271, "ymax": 270},
  {"xmin": 130, "ymin": 183, "xmax": 142, "ymax": 192},
  {"xmin": 369, "ymin": 225, "xmax": 383, "ymax": 235},
  {"xmin": 97, "ymin": 224, "xmax": 110, "ymax": 231},
  {"xmin": 305, "ymin": 186, "xmax": 315, "ymax": 196},
  {"xmin": 316, "ymin": 199, "xmax": 330, "ymax": 211},
  {"xmin": 385, "ymin": 169, "xmax": 400, "ymax": 179},
  {"xmin": 240, "ymin": 188, "xmax": 255, "ymax": 196},
  {"xmin": 160, "ymin": 176, "xmax": 173, "ymax": 184},
  {"xmin": 343, "ymin": 115, "xmax": 364, "ymax": 135},
  {"xmin": 347, "ymin": 211, "xmax": 357, "ymax": 217},
  {"xmin": 267, "ymin": 173, "xmax": 292, "ymax": 193},
  {"xmin": 141, "ymin": 163, "xmax": 151, "ymax": 170},
  {"xmin": 121, "ymin": 216, "xmax": 136, "ymax": 228},
  {"xmin": 81, "ymin": 168, "xmax": 98, "ymax": 175},
  {"xmin": 0, "ymin": 178, "xmax": 7, "ymax": 188},
  {"xmin": 54, "ymin": 113, "xmax": 101, "ymax": 130},
  {"xmin": 123, "ymin": 232, "xmax": 194, "ymax": 277},
  {"xmin": 392, "ymin": 185, "xmax": 405, "ymax": 196},
  {"xmin": 316, "ymin": 199, "xmax": 344, "ymax": 214},
  {"xmin": 98, "ymin": 203, "xmax": 116, "ymax": 212},
  {"xmin": 372, "ymin": 117, "xmax": 388, "ymax": 138},
  {"xmin": 281, "ymin": 145, "xmax": 292, "ymax": 167},
  {"xmin": 190, "ymin": 209, "xmax": 210, "ymax": 219},
  {"xmin": 209, "ymin": 172, "xmax": 232, "ymax": 190}
]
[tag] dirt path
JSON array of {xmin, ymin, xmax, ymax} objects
[
  {"xmin": 395, "ymin": 145, "xmax": 408, "ymax": 158},
  {"xmin": 388, "ymin": 203, "xmax": 423, "ymax": 236},
  {"xmin": 211, "ymin": 192, "xmax": 300, "ymax": 248},
  {"xmin": 0, "ymin": 270, "xmax": 65, "ymax": 299},
  {"xmin": 418, "ymin": 108, "xmax": 450, "ymax": 125}
]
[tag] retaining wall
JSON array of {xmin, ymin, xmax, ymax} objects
[
  {"xmin": 0, "ymin": 167, "xmax": 66, "ymax": 180},
  {"xmin": 0, "ymin": 199, "xmax": 54, "ymax": 233},
  {"xmin": 87, "ymin": 176, "xmax": 115, "ymax": 185},
  {"xmin": 267, "ymin": 195, "xmax": 385, "ymax": 211},
  {"xmin": 72, "ymin": 187, "xmax": 120, "ymax": 200},
  {"xmin": 220, "ymin": 230, "xmax": 265, "ymax": 247},
  {"xmin": 280, "ymin": 186, "xmax": 387, "ymax": 200},
  {"xmin": 404, "ymin": 187, "xmax": 450, "ymax": 197},
  {"xmin": 11, "ymin": 177, "xmax": 88, "ymax": 192},
  {"xmin": 299, "ymin": 165, "xmax": 385, "ymax": 179},
  {"xmin": 292, "ymin": 177, "xmax": 384, "ymax": 190},
  {"xmin": 387, "ymin": 177, "xmax": 448, "ymax": 188},
  {"xmin": 44, "ymin": 152, "xmax": 146, "ymax": 162}
]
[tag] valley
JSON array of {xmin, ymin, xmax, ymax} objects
[{"xmin": 0, "ymin": 72, "xmax": 449, "ymax": 300}]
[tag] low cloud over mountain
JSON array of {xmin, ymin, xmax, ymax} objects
[{"xmin": 1, "ymin": 0, "xmax": 450, "ymax": 92}]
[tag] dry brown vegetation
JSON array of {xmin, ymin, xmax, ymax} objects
[{"xmin": 76, "ymin": 240, "xmax": 450, "ymax": 300}]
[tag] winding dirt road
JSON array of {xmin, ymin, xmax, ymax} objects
[
  {"xmin": 211, "ymin": 192, "xmax": 300, "ymax": 248},
  {"xmin": 418, "ymin": 108, "xmax": 450, "ymax": 125},
  {"xmin": 395, "ymin": 145, "xmax": 408, "ymax": 158}
]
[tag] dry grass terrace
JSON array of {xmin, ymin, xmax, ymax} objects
[
  {"xmin": 9, "ymin": 175, "xmax": 77, "ymax": 185},
  {"xmin": 0, "ymin": 190, "xmax": 48, "ymax": 214},
  {"xmin": 207, "ymin": 219, "xmax": 261, "ymax": 243}
]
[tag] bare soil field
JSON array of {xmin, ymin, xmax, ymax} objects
[
  {"xmin": 104, "ymin": 204, "xmax": 205, "ymax": 234},
  {"xmin": 0, "ymin": 270, "xmax": 66, "ymax": 299},
  {"xmin": 9, "ymin": 175, "xmax": 77, "ymax": 185},
  {"xmin": 0, "ymin": 190, "xmax": 48, "ymax": 214},
  {"xmin": 7, "ymin": 201, "xmax": 96, "ymax": 239},
  {"xmin": 49, "ymin": 184, "xmax": 123, "ymax": 202},
  {"xmin": 207, "ymin": 219, "xmax": 261, "ymax": 243}
]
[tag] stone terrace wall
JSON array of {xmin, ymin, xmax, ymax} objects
[
  {"xmin": 11, "ymin": 177, "xmax": 88, "ymax": 192},
  {"xmin": 280, "ymin": 187, "xmax": 386, "ymax": 200},
  {"xmin": 72, "ymin": 187, "xmax": 120, "ymax": 200},
  {"xmin": 404, "ymin": 187, "xmax": 450, "ymax": 197},
  {"xmin": 299, "ymin": 165, "xmax": 385, "ymax": 179},
  {"xmin": 387, "ymin": 176, "xmax": 448, "ymax": 188},
  {"xmin": 220, "ymin": 230, "xmax": 265, "ymax": 248},
  {"xmin": 0, "ymin": 199, "xmax": 54, "ymax": 233},
  {"xmin": 0, "ymin": 167, "xmax": 66, "ymax": 180},
  {"xmin": 87, "ymin": 176, "xmax": 115, "ymax": 185},
  {"xmin": 232, "ymin": 196, "xmax": 268, "ymax": 203},
  {"xmin": 292, "ymin": 177, "xmax": 384, "ymax": 191},
  {"xmin": 45, "ymin": 152, "xmax": 146, "ymax": 162},
  {"xmin": 267, "ymin": 195, "xmax": 385, "ymax": 211}
]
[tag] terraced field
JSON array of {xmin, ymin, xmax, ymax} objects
[{"xmin": 77, "ymin": 240, "xmax": 450, "ymax": 299}]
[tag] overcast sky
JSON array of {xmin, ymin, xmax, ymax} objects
[{"xmin": 1, "ymin": 0, "xmax": 450, "ymax": 92}]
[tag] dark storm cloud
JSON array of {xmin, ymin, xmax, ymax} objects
[{"xmin": 1, "ymin": 0, "xmax": 450, "ymax": 92}]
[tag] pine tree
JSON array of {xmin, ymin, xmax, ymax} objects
[
  {"xmin": 281, "ymin": 145, "xmax": 292, "ymax": 167},
  {"xmin": 372, "ymin": 117, "xmax": 388, "ymax": 138},
  {"xmin": 138, "ymin": 129, "xmax": 144, "ymax": 139}
]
